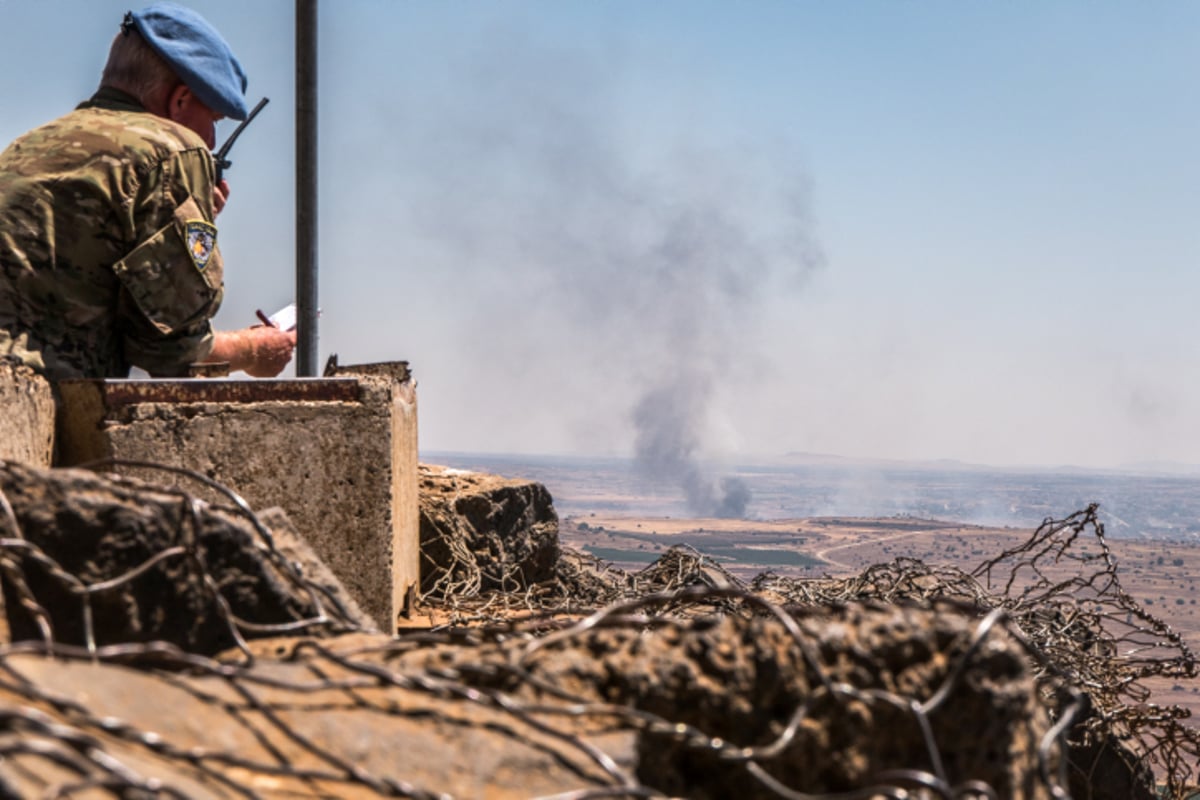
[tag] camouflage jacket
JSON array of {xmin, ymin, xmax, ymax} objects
[{"xmin": 0, "ymin": 87, "xmax": 224, "ymax": 380}]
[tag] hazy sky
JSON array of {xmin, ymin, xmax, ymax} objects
[{"xmin": 2, "ymin": 2, "xmax": 1198, "ymax": 471}]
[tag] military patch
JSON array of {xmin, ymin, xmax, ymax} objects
[{"xmin": 185, "ymin": 220, "xmax": 217, "ymax": 271}]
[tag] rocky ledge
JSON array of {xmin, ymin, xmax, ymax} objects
[{"xmin": 0, "ymin": 460, "xmax": 1176, "ymax": 799}]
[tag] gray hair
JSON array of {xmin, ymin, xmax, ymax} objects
[{"xmin": 99, "ymin": 28, "xmax": 178, "ymax": 110}]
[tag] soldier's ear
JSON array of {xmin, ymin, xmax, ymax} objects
[{"xmin": 166, "ymin": 84, "xmax": 193, "ymax": 121}]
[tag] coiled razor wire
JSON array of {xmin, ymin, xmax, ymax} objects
[
  {"xmin": 0, "ymin": 458, "xmax": 364, "ymax": 660},
  {"xmin": 0, "ymin": 461, "xmax": 1194, "ymax": 798}
]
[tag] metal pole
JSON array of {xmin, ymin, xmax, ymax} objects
[{"xmin": 295, "ymin": 0, "xmax": 319, "ymax": 376}]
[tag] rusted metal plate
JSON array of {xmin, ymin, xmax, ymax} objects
[
  {"xmin": 73, "ymin": 378, "xmax": 362, "ymax": 407},
  {"xmin": 323, "ymin": 357, "xmax": 412, "ymax": 383}
]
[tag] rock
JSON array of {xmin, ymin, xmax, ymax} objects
[
  {"xmin": 0, "ymin": 359, "xmax": 54, "ymax": 467},
  {"xmin": 0, "ymin": 591, "xmax": 1111, "ymax": 799},
  {"xmin": 418, "ymin": 464, "xmax": 560, "ymax": 597},
  {"xmin": 0, "ymin": 462, "xmax": 361, "ymax": 654},
  {"xmin": 1066, "ymin": 719, "xmax": 1157, "ymax": 800},
  {"xmin": 437, "ymin": 601, "xmax": 1064, "ymax": 799},
  {"xmin": 0, "ymin": 459, "xmax": 1157, "ymax": 797},
  {"xmin": 0, "ymin": 637, "xmax": 635, "ymax": 799}
]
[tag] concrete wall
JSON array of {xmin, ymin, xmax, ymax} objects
[
  {"xmin": 56, "ymin": 364, "xmax": 419, "ymax": 631},
  {"xmin": 326, "ymin": 361, "xmax": 421, "ymax": 618},
  {"xmin": 0, "ymin": 360, "xmax": 54, "ymax": 467}
]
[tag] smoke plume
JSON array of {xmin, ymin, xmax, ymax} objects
[
  {"xmin": 631, "ymin": 374, "xmax": 750, "ymax": 518},
  {"xmin": 381, "ymin": 30, "xmax": 824, "ymax": 517}
]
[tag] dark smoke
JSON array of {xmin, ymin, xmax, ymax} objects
[
  {"xmin": 384, "ymin": 30, "xmax": 823, "ymax": 517},
  {"xmin": 631, "ymin": 375, "xmax": 750, "ymax": 518},
  {"xmin": 621, "ymin": 199, "xmax": 818, "ymax": 519}
]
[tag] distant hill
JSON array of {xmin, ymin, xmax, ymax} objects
[
  {"xmin": 779, "ymin": 451, "xmax": 1200, "ymax": 478},
  {"xmin": 777, "ymin": 451, "xmax": 1005, "ymax": 473}
]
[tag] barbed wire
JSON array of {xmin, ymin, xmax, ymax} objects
[
  {"xmin": 0, "ymin": 462, "xmax": 1194, "ymax": 797},
  {"xmin": 972, "ymin": 505, "xmax": 1199, "ymax": 798},
  {"xmin": 422, "ymin": 501, "xmax": 1200, "ymax": 797}
]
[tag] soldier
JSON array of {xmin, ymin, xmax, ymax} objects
[{"xmin": 0, "ymin": 3, "xmax": 295, "ymax": 380}]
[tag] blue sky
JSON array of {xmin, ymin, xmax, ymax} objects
[{"xmin": 2, "ymin": 2, "xmax": 1198, "ymax": 470}]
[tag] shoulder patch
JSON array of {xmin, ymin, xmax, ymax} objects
[{"xmin": 185, "ymin": 220, "xmax": 217, "ymax": 271}]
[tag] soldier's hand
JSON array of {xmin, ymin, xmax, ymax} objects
[
  {"xmin": 209, "ymin": 326, "xmax": 297, "ymax": 377},
  {"xmin": 214, "ymin": 179, "xmax": 230, "ymax": 216},
  {"xmin": 241, "ymin": 325, "xmax": 297, "ymax": 378}
]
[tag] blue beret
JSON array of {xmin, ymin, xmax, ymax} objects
[{"xmin": 128, "ymin": 3, "xmax": 249, "ymax": 120}]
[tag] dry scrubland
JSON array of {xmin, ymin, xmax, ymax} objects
[{"xmin": 561, "ymin": 513, "xmax": 1200, "ymax": 719}]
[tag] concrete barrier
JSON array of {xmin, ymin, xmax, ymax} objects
[
  {"xmin": 0, "ymin": 360, "xmax": 55, "ymax": 467},
  {"xmin": 56, "ymin": 363, "xmax": 419, "ymax": 631}
]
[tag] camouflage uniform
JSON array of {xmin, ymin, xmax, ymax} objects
[{"xmin": 0, "ymin": 87, "xmax": 224, "ymax": 380}]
